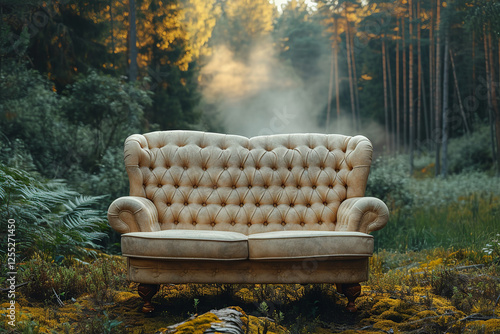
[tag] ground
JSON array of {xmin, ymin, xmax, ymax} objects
[{"xmin": 1, "ymin": 248, "xmax": 499, "ymax": 333}]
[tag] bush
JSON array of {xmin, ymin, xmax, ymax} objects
[{"xmin": 366, "ymin": 155, "xmax": 413, "ymax": 211}]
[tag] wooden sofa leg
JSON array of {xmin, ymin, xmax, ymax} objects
[
  {"xmin": 138, "ymin": 283, "xmax": 160, "ymax": 313},
  {"xmin": 336, "ymin": 283, "xmax": 361, "ymax": 312}
]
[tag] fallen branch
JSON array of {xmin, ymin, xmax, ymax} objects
[
  {"xmin": 0, "ymin": 282, "xmax": 29, "ymax": 292},
  {"xmin": 52, "ymin": 288, "xmax": 65, "ymax": 307}
]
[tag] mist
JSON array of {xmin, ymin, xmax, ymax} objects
[{"xmin": 198, "ymin": 38, "xmax": 385, "ymax": 149}]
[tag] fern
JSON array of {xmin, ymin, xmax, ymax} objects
[{"xmin": 0, "ymin": 163, "xmax": 107, "ymax": 260}]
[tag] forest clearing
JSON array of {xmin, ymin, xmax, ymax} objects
[{"xmin": 1, "ymin": 0, "xmax": 500, "ymax": 332}]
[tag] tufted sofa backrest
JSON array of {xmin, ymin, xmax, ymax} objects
[{"xmin": 124, "ymin": 131, "xmax": 373, "ymax": 234}]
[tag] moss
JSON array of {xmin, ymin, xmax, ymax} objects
[
  {"xmin": 372, "ymin": 319, "xmax": 399, "ymax": 331},
  {"xmin": 379, "ymin": 310, "xmax": 408, "ymax": 323}
]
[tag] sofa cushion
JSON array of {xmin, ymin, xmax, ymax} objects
[
  {"xmin": 248, "ymin": 231, "xmax": 373, "ymax": 260},
  {"xmin": 121, "ymin": 230, "xmax": 248, "ymax": 260}
]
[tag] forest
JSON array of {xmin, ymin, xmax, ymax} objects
[{"xmin": 1, "ymin": 0, "xmax": 500, "ymax": 333}]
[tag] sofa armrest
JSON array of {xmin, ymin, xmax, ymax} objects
[
  {"xmin": 108, "ymin": 196, "xmax": 161, "ymax": 234},
  {"xmin": 336, "ymin": 197, "xmax": 389, "ymax": 234}
]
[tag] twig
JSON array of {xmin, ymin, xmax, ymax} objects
[
  {"xmin": 458, "ymin": 313, "xmax": 497, "ymax": 322},
  {"xmin": 52, "ymin": 288, "xmax": 65, "ymax": 307},
  {"xmin": 455, "ymin": 264, "xmax": 485, "ymax": 270},
  {"xmin": 495, "ymin": 293, "xmax": 500, "ymax": 307}
]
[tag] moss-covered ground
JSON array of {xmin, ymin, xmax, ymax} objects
[{"xmin": 1, "ymin": 248, "xmax": 499, "ymax": 333}]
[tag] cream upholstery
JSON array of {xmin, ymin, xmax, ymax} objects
[
  {"xmin": 122, "ymin": 230, "xmax": 248, "ymax": 260},
  {"xmin": 108, "ymin": 130, "xmax": 389, "ymax": 287},
  {"xmin": 248, "ymin": 231, "xmax": 373, "ymax": 260}
]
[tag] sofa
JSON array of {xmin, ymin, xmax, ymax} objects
[{"xmin": 107, "ymin": 131, "xmax": 389, "ymax": 313}]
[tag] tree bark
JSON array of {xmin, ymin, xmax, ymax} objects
[
  {"xmin": 434, "ymin": 0, "xmax": 442, "ymax": 177},
  {"xmin": 484, "ymin": 26, "xmax": 496, "ymax": 167},
  {"xmin": 129, "ymin": 0, "xmax": 138, "ymax": 82},
  {"xmin": 409, "ymin": 0, "xmax": 414, "ymax": 175},
  {"xmin": 417, "ymin": 1, "xmax": 422, "ymax": 145},
  {"xmin": 441, "ymin": 33, "xmax": 450, "ymax": 178},
  {"xmin": 327, "ymin": 43, "xmax": 334, "ymax": 131},
  {"xmin": 396, "ymin": 20, "xmax": 401, "ymax": 153},
  {"xmin": 382, "ymin": 34, "xmax": 390, "ymax": 152},
  {"xmin": 402, "ymin": 17, "xmax": 407, "ymax": 151},
  {"xmin": 387, "ymin": 41, "xmax": 395, "ymax": 152},
  {"xmin": 351, "ymin": 28, "xmax": 360, "ymax": 130},
  {"xmin": 344, "ymin": 4, "xmax": 356, "ymax": 131},
  {"xmin": 488, "ymin": 29, "xmax": 500, "ymax": 174},
  {"xmin": 429, "ymin": 0, "xmax": 435, "ymax": 146},
  {"xmin": 449, "ymin": 48, "xmax": 470, "ymax": 134}
]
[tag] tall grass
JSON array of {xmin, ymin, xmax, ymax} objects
[{"xmin": 368, "ymin": 155, "xmax": 500, "ymax": 252}]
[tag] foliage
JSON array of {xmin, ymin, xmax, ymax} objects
[
  {"xmin": 0, "ymin": 162, "xmax": 107, "ymax": 260},
  {"xmin": 366, "ymin": 155, "xmax": 413, "ymax": 211},
  {"xmin": 19, "ymin": 254, "xmax": 127, "ymax": 303}
]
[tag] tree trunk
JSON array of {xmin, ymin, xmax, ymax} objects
[
  {"xmin": 402, "ymin": 17, "xmax": 407, "ymax": 151},
  {"xmin": 429, "ymin": 0, "xmax": 434, "ymax": 147},
  {"xmin": 327, "ymin": 43, "xmax": 334, "ymax": 131},
  {"xmin": 344, "ymin": 4, "xmax": 356, "ymax": 131},
  {"xmin": 483, "ymin": 26, "xmax": 496, "ymax": 169},
  {"xmin": 417, "ymin": 1, "xmax": 422, "ymax": 145},
  {"xmin": 109, "ymin": 0, "xmax": 115, "ymax": 68},
  {"xmin": 382, "ymin": 35, "xmax": 390, "ymax": 152},
  {"xmin": 441, "ymin": 34, "xmax": 450, "ymax": 178},
  {"xmin": 449, "ymin": 48, "xmax": 470, "ymax": 134},
  {"xmin": 351, "ymin": 29, "xmax": 361, "ymax": 130},
  {"xmin": 335, "ymin": 19, "xmax": 340, "ymax": 127},
  {"xmin": 488, "ymin": 29, "xmax": 500, "ymax": 174},
  {"xmin": 129, "ymin": 0, "xmax": 138, "ymax": 82},
  {"xmin": 434, "ymin": 0, "xmax": 441, "ymax": 177},
  {"xmin": 409, "ymin": 0, "xmax": 414, "ymax": 175},
  {"xmin": 387, "ymin": 41, "xmax": 395, "ymax": 152},
  {"xmin": 396, "ymin": 20, "xmax": 401, "ymax": 153}
]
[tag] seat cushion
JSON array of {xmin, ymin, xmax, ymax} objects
[
  {"xmin": 121, "ymin": 230, "xmax": 248, "ymax": 260},
  {"xmin": 248, "ymin": 231, "xmax": 373, "ymax": 260}
]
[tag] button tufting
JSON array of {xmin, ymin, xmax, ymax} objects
[
  {"xmin": 158, "ymin": 184, "xmax": 162, "ymax": 187},
  {"xmin": 247, "ymin": 222, "xmax": 252, "ymax": 227},
  {"xmin": 193, "ymin": 185, "xmax": 198, "ymax": 189},
  {"xmin": 312, "ymin": 185, "xmax": 317, "ymax": 189},
  {"xmin": 288, "ymin": 167, "xmax": 292, "ymax": 171},
  {"xmin": 323, "ymin": 202, "xmax": 328, "ymax": 205},
  {"xmin": 248, "ymin": 185, "xmax": 252, "ymax": 189},
  {"xmin": 300, "ymin": 222, "xmax": 305, "ymax": 226},
  {"xmin": 202, "ymin": 202, "xmax": 207, "ymax": 206},
  {"xmin": 174, "ymin": 184, "xmax": 179, "ymax": 188},
  {"xmin": 174, "ymin": 220, "xmax": 179, "ymax": 224},
  {"xmin": 184, "ymin": 202, "xmax": 188, "ymax": 206},
  {"xmin": 255, "ymin": 203, "xmax": 260, "ymax": 207},
  {"xmin": 264, "ymin": 185, "xmax": 268, "ymax": 189},
  {"xmin": 239, "ymin": 203, "xmax": 244, "ymax": 207},
  {"xmin": 202, "ymin": 167, "xmax": 207, "ymax": 171},
  {"xmin": 240, "ymin": 166, "xmax": 244, "ymax": 170},
  {"xmin": 232, "ymin": 185, "xmax": 236, "ymax": 189},
  {"xmin": 192, "ymin": 221, "xmax": 197, "ymax": 226},
  {"xmin": 230, "ymin": 221, "xmax": 236, "ymax": 226},
  {"xmin": 213, "ymin": 185, "xmax": 218, "ymax": 189},
  {"xmin": 328, "ymin": 185, "xmax": 333, "ymax": 189},
  {"xmin": 273, "ymin": 203, "xmax": 277, "ymax": 207},
  {"xmin": 210, "ymin": 222, "xmax": 216, "ymax": 227},
  {"xmin": 263, "ymin": 221, "xmax": 268, "ymax": 226},
  {"xmin": 306, "ymin": 203, "xmax": 311, "ymax": 207},
  {"xmin": 221, "ymin": 203, "xmax": 226, "ymax": 207},
  {"xmin": 297, "ymin": 185, "xmax": 301, "ymax": 189},
  {"xmin": 281, "ymin": 184, "xmax": 285, "ymax": 188},
  {"xmin": 272, "ymin": 167, "xmax": 277, "ymax": 171},
  {"xmin": 256, "ymin": 166, "xmax": 260, "ymax": 170},
  {"xmin": 167, "ymin": 202, "xmax": 171, "ymax": 206},
  {"xmin": 183, "ymin": 166, "xmax": 187, "ymax": 170},
  {"xmin": 224, "ymin": 166, "xmax": 228, "ymax": 170},
  {"xmin": 290, "ymin": 203, "xmax": 294, "ymax": 207},
  {"xmin": 281, "ymin": 221, "xmax": 286, "ymax": 226},
  {"xmin": 318, "ymin": 221, "xmax": 323, "ymax": 225}
]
